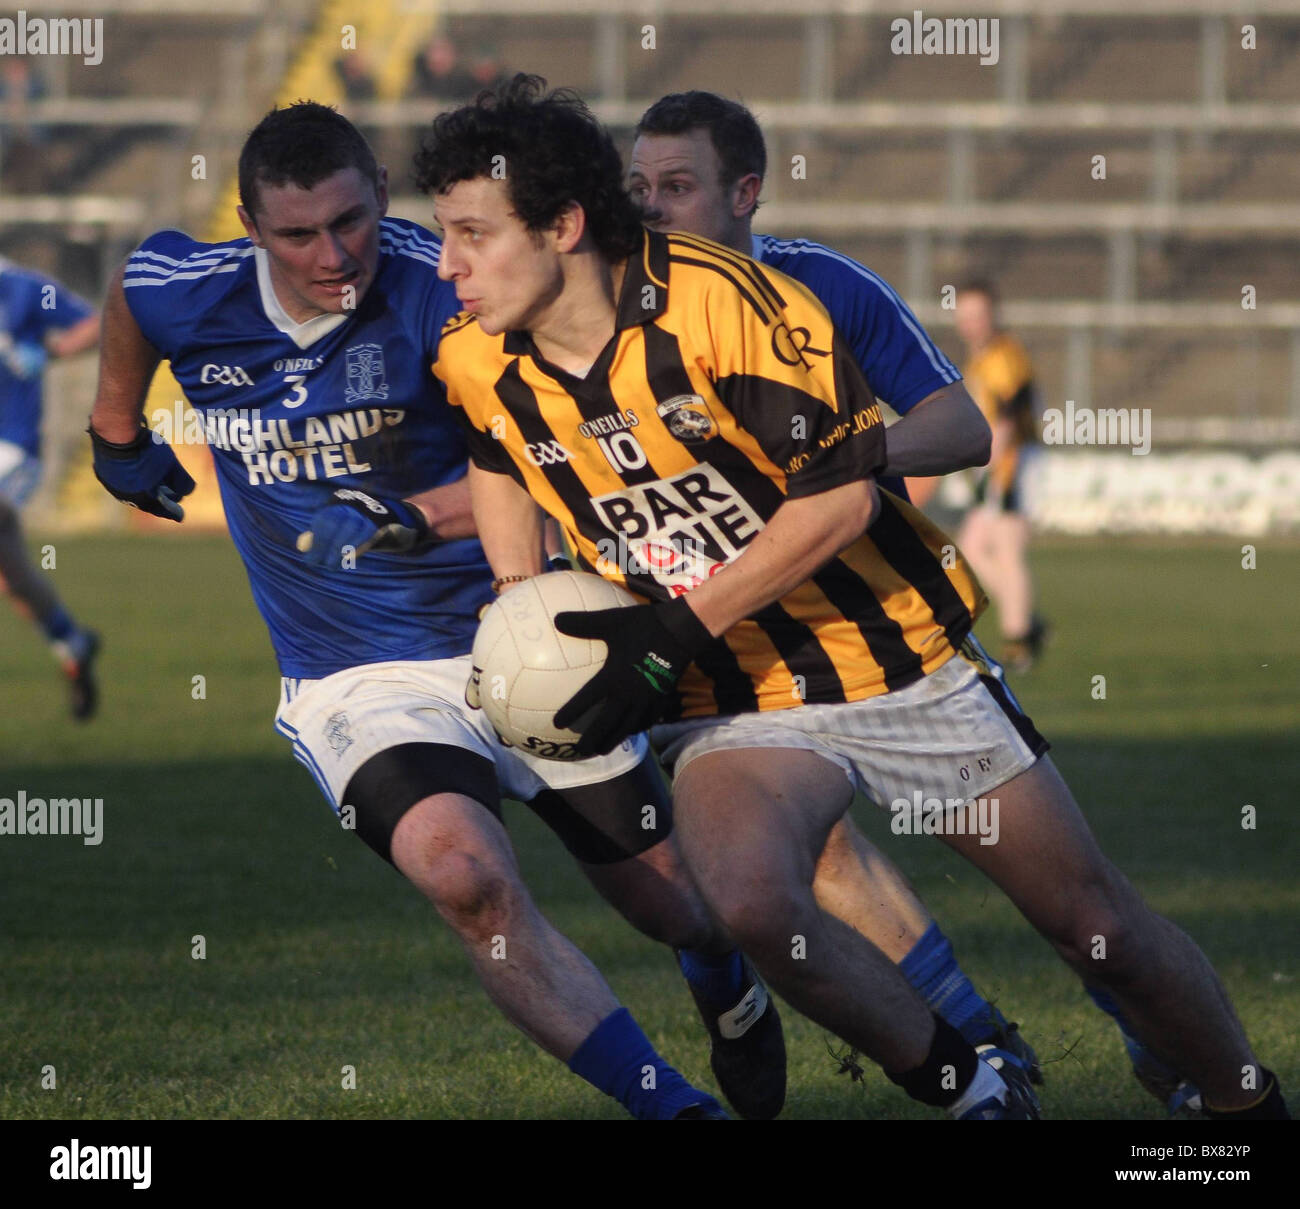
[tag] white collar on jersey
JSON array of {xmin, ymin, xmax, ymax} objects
[
  {"xmin": 751, "ymin": 233, "xmax": 764, "ymax": 259},
  {"xmin": 254, "ymin": 246, "xmax": 350, "ymax": 349}
]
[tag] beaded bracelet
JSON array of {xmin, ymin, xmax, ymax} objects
[{"xmin": 491, "ymin": 575, "xmax": 530, "ymax": 595}]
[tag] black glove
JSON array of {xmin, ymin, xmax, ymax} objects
[
  {"xmin": 553, "ymin": 596, "xmax": 713, "ymax": 756},
  {"xmin": 89, "ymin": 424, "xmax": 196, "ymax": 521},
  {"xmin": 296, "ymin": 489, "xmax": 429, "ymax": 569}
]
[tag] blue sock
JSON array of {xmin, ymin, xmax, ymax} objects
[
  {"xmin": 41, "ymin": 606, "xmax": 76, "ymax": 644},
  {"xmin": 676, "ymin": 947, "xmax": 747, "ymax": 1010},
  {"xmin": 568, "ymin": 1008, "xmax": 719, "ymax": 1120},
  {"xmin": 899, "ymin": 922, "xmax": 1006, "ymax": 1046},
  {"xmin": 1086, "ymin": 985, "xmax": 1175, "ymax": 1075}
]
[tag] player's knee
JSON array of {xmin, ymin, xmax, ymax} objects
[
  {"xmin": 708, "ymin": 877, "xmax": 813, "ymax": 960},
  {"xmin": 1049, "ymin": 892, "xmax": 1151, "ymax": 984},
  {"xmin": 423, "ymin": 849, "xmax": 516, "ymax": 939}
]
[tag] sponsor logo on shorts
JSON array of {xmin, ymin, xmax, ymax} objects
[{"xmin": 324, "ymin": 711, "xmax": 353, "ymax": 756}]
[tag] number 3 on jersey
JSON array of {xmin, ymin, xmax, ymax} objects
[{"xmin": 282, "ymin": 374, "xmax": 308, "ymax": 408}]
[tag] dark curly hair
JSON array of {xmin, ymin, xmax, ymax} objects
[
  {"xmin": 635, "ymin": 91, "xmax": 767, "ymax": 190},
  {"xmin": 413, "ymin": 74, "xmax": 643, "ymax": 261},
  {"xmin": 238, "ymin": 101, "xmax": 379, "ymax": 220}
]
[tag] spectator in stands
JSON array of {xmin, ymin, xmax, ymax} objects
[
  {"xmin": 411, "ymin": 34, "xmax": 479, "ymax": 100},
  {"xmin": 335, "ymin": 49, "xmax": 377, "ymax": 103},
  {"xmin": 950, "ymin": 280, "xmax": 1047, "ymax": 673},
  {"xmin": 0, "ymin": 56, "xmax": 48, "ymax": 188},
  {"xmin": 466, "ymin": 43, "xmax": 508, "ymax": 94},
  {"xmin": 0, "ymin": 256, "xmax": 101, "ymax": 718}
]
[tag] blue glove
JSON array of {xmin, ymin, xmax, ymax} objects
[
  {"xmin": 297, "ymin": 488, "xmax": 430, "ymax": 570},
  {"xmin": 89, "ymin": 424, "xmax": 196, "ymax": 521}
]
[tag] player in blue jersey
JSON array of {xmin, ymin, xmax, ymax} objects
[
  {"xmin": 627, "ymin": 92, "xmax": 1045, "ymax": 1076},
  {"xmin": 626, "ymin": 91, "xmax": 1237, "ymax": 1119},
  {"xmin": 0, "ymin": 258, "xmax": 101, "ymax": 718},
  {"xmin": 85, "ymin": 102, "xmax": 782, "ymax": 1120}
]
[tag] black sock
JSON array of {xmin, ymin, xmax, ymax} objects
[
  {"xmin": 886, "ymin": 1014, "xmax": 978, "ymax": 1108},
  {"xmin": 1204, "ymin": 1069, "xmax": 1291, "ymax": 1120}
]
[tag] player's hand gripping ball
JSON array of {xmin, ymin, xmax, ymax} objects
[{"xmin": 468, "ymin": 570, "xmax": 712, "ymax": 760}]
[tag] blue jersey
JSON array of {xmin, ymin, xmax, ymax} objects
[
  {"xmin": 754, "ymin": 235, "xmax": 960, "ymax": 500},
  {"xmin": 0, "ymin": 259, "xmax": 94, "ymax": 456},
  {"xmin": 123, "ymin": 217, "xmax": 493, "ymax": 678}
]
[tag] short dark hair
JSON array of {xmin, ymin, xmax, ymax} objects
[
  {"xmin": 957, "ymin": 278, "xmax": 999, "ymax": 305},
  {"xmin": 238, "ymin": 102, "xmax": 379, "ymax": 219},
  {"xmin": 412, "ymin": 74, "xmax": 643, "ymax": 262},
  {"xmin": 635, "ymin": 91, "xmax": 767, "ymax": 188}
]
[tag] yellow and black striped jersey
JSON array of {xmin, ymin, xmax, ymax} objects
[
  {"xmin": 434, "ymin": 229, "xmax": 986, "ymax": 719},
  {"xmin": 966, "ymin": 333, "xmax": 1038, "ymax": 491}
]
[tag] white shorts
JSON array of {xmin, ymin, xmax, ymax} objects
[
  {"xmin": 0, "ymin": 440, "xmax": 40, "ymax": 508},
  {"xmin": 273, "ymin": 655, "xmax": 647, "ymax": 814},
  {"xmin": 650, "ymin": 636, "xmax": 1047, "ymax": 810}
]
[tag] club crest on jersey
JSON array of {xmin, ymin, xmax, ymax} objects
[
  {"xmin": 344, "ymin": 344, "xmax": 389, "ymax": 404},
  {"xmin": 656, "ymin": 394, "xmax": 716, "ymax": 443},
  {"xmin": 324, "ymin": 711, "xmax": 353, "ymax": 756}
]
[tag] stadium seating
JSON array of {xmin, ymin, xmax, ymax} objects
[{"xmin": 8, "ymin": 0, "xmax": 1299, "ymax": 529}]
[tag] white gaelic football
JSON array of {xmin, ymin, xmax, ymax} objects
[{"xmin": 471, "ymin": 570, "xmax": 638, "ymax": 760}]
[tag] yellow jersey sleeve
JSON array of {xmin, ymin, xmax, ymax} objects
[{"xmin": 667, "ymin": 235, "xmax": 887, "ymax": 499}]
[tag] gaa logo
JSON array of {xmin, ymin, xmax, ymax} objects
[
  {"xmin": 199, "ymin": 363, "xmax": 254, "ymax": 386},
  {"xmin": 524, "ymin": 440, "xmax": 575, "ymax": 467},
  {"xmin": 656, "ymin": 394, "xmax": 716, "ymax": 443}
]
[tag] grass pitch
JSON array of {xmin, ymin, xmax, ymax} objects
[{"xmin": 1, "ymin": 534, "xmax": 1296, "ymax": 1119}]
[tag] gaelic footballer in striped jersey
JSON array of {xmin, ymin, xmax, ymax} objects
[{"xmin": 423, "ymin": 73, "xmax": 1289, "ymax": 1122}]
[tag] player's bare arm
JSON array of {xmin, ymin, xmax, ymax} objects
[
  {"xmin": 402, "ymin": 474, "xmax": 475, "ymax": 540},
  {"xmin": 89, "ymin": 264, "xmax": 162, "ymax": 442},
  {"xmin": 47, "ymin": 313, "xmax": 101, "ymax": 359},
  {"xmin": 467, "ymin": 460, "xmax": 546, "ymax": 581}
]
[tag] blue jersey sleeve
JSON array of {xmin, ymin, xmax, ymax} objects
[
  {"xmin": 757, "ymin": 238, "xmax": 960, "ymax": 414},
  {"xmin": 377, "ymin": 220, "xmax": 452, "ymax": 361},
  {"xmin": 123, "ymin": 229, "xmax": 250, "ymax": 361}
]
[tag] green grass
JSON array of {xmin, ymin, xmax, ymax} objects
[{"xmin": 1, "ymin": 535, "xmax": 1296, "ymax": 1119}]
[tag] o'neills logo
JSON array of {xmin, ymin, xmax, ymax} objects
[{"xmin": 656, "ymin": 394, "xmax": 716, "ymax": 443}]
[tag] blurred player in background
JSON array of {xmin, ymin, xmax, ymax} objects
[
  {"xmin": 951, "ymin": 280, "xmax": 1047, "ymax": 674},
  {"xmin": 85, "ymin": 101, "xmax": 784, "ymax": 1121},
  {"xmin": 428, "ymin": 75, "xmax": 1289, "ymax": 1122},
  {"xmin": 0, "ymin": 257, "xmax": 101, "ymax": 718},
  {"xmin": 628, "ymin": 90, "xmax": 1045, "ymax": 1073}
]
